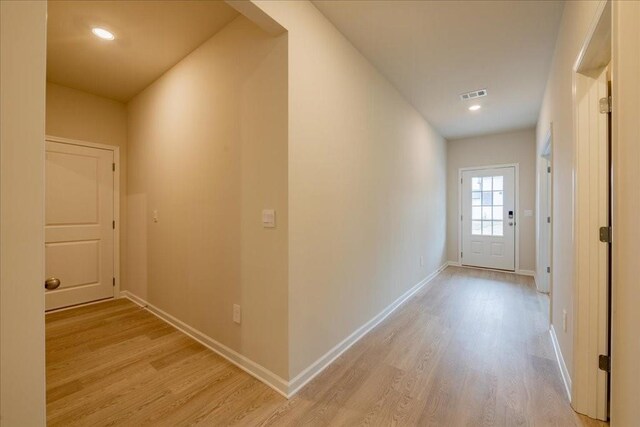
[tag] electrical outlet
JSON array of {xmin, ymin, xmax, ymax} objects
[
  {"xmin": 420, "ymin": 255, "xmax": 424, "ymax": 267},
  {"xmin": 233, "ymin": 304, "xmax": 241, "ymax": 324},
  {"xmin": 562, "ymin": 309, "xmax": 567, "ymax": 332}
]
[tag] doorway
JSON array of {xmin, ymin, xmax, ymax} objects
[
  {"xmin": 460, "ymin": 165, "xmax": 517, "ymax": 271},
  {"xmin": 45, "ymin": 137, "xmax": 119, "ymax": 311},
  {"xmin": 538, "ymin": 132, "xmax": 553, "ymax": 294}
]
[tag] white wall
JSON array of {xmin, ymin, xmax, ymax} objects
[
  {"xmin": 252, "ymin": 0, "xmax": 447, "ymax": 379},
  {"xmin": 446, "ymin": 128, "xmax": 537, "ymax": 272},
  {"xmin": 46, "ymin": 82, "xmax": 128, "ymax": 291},
  {"xmin": 0, "ymin": 0, "xmax": 47, "ymax": 424},
  {"xmin": 535, "ymin": 0, "xmax": 601, "ymax": 389},
  {"xmin": 126, "ymin": 16, "xmax": 289, "ymax": 378}
]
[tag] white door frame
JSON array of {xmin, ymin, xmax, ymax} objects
[
  {"xmin": 45, "ymin": 135, "xmax": 121, "ymax": 301},
  {"xmin": 458, "ymin": 163, "xmax": 520, "ymax": 272},
  {"xmin": 538, "ymin": 126, "xmax": 553, "ymax": 295},
  {"xmin": 610, "ymin": 1, "xmax": 640, "ymax": 424},
  {"xmin": 570, "ymin": 0, "xmax": 611, "ymax": 420}
]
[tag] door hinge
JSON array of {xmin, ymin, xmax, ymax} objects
[
  {"xmin": 547, "ymin": 166, "xmax": 551, "ymax": 173},
  {"xmin": 599, "ymin": 96, "xmax": 612, "ymax": 114},
  {"xmin": 113, "ymin": 277, "xmax": 116, "ymax": 287},
  {"xmin": 112, "ymin": 163, "xmax": 116, "ymax": 172},
  {"xmin": 461, "ymin": 178, "xmax": 463, "ymax": 184},
  {"xmin": 599, "ymin": 354, "xmax": 611, "ymax": 372},
  {"xmin": 461, "ymin": 251, "xmax": 463, "ymax": 258},
  {"xmin": 547, "ymin": 216, "xmax": 551, "ymax": 223},
  {"xmin": 547, "ymin": 266, "xmax": 551, "ymax": 274},
  {"xmin": 461, "ymin": 215, "xmax": 463, "ymax": 221},
  {"xmin": 112, "ymin": 220, "xmax": 116, "ymax": 229},
  {"xmin": 599, "ymin": 226, "xmax": 612, "ymax": 243}
]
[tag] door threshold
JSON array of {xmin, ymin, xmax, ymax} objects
[
  {"xmin": 45, "ymin": 296, "xmax": 115, "ymax": 314},
  {"xmin": 457, "ymin": 264, "xmax": 526, "ymax": 276}
]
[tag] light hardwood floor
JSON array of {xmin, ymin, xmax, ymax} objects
[{"xmin": 46, "ymin": 266, "xmax": 607, "ymax": 426}]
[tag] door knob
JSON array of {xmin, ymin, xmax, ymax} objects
[
  {"xmin": 508, "ymin": 222, "xmax": 514, "ymax": 226},
  {"xmin": 45, "ymin": 277, "xmax": 61, "ymax": 290}
]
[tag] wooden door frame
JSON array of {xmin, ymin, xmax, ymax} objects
[
  {"xmin": 45, "ymin": 135, "xmax": 121, "ymax": 300},
  {"xmin": 570, "ymin": 0, "xmax": 611, "ymax": 420},
  {"xmin": 457, "ymin": 163, "xmax": 520, "ymax": 273}
]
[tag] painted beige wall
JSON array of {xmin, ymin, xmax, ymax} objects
[
  {"xmin": 610, "ymin": 1, "xmax": 640, "ymax": 424},
  {"xmin": 45, "ymin": 82, "xmax": 128, "ymax": 291},
  {"xmin": 0, "ymin": 0, "xmax": 47, "ymax": 424},
  {"xmin": 446, "ymin": 128, "xmax": 537, "ymax": 272},
  {"xmin": 126, "ymin": 16, "xmax": 289, "ymax": 378},
  {"xmin": 536, "ymin": 0, "xmax": 601, "ymax": 385},
  {"xmin": 253, "ymin": 0, "xmax": 447, "ymax": 379}
]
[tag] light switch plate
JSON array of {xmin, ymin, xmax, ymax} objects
[
  {"xmin": 262, "ymin": 209, "xmax": 276, "ymax": 228},
  {"xmin": 233, "ymin": 304, "xmax": 241, "ymax": 324}
]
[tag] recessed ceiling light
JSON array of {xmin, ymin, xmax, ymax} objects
[
  {"xmin": 468, "ymin": 105, "xmax": 482, "ymax": 111},
  {"xmin": 92, "ymin": 27, "xmax": 115, "ymax": 41}
]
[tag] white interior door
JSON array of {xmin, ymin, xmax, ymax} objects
[
  {"xmin": 45, "ymin": 141, "xmax": 115, "ymax": 310},
  {"xmin": 461, "ymin": 167, "xmax": 516, "ymax": 271}
]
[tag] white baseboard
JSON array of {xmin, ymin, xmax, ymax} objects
[
  {"xmin": 286, "ymin": 262, "xmax": 449, "ymax": 396},
  {"xmin": 447, "ymin": 261, "xmax": 462, "ymax": 267},
  {"xmin": 516, "ymin": 269, "xmax": 535, "ymax": 277},
  {"xmin": 119, "ymin": 290, "xmax": 290, "ymax": 398},
  {"xmin": 550, "ymin": 325, "xmax": 572, "ymax": 401},
  {"xmin": 120, "ymin": 262, "xmax": 449, "ymax": 398}
]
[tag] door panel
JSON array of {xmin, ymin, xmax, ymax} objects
[
  {"xmin": 462, "ymin": 167, "xmax": 516, "ymax": 271},
  {"xmin": 46, "ymin": 151, "xmax": 99, "ymax": 224},
  {"xmin": 45, "ymin": 141, "xmax": 114, "ymax": 310}
]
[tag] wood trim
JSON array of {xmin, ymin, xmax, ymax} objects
[
  {"xmin": 551, "ymin": 324, "xmax": 572, "ymax": 401},
  {"xmin": 573, "ymin": 0, "xmax": 611, "ymax": 75},
  {"xmin": 457, "ymin": 163, "xmax": 520, "ymax": 271},
  {"xmin": 46, "ymin": 135, "xmax": 120, "ymax": 152}
]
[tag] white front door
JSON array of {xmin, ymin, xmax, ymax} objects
[
  {"xmin": 461, "ymin": 166, "xmax": 516, "ymax": 271},
  {"xmin": 45, "ymin": 140, "xmax": 115, "ymax": 310}
]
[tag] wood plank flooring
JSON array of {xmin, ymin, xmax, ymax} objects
[{"xmin": 46, "ymin": 266, "xmax": 607, "ymax": 426}]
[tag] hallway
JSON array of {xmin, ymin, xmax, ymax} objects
[{"xmin": 46, "ymin": 267, "xmax": 604, "ymax": 426}]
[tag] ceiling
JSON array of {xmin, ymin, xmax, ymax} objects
[
  {"xmin": 312, "ymin": 0, "xmax": 564, "ymax": 139},
  {"xmin": 47, "ymin": 1, "xmax": 239, "ymax": 102}
]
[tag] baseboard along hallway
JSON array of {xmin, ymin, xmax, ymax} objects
[{"xmin": 45, "ymin": 267, "xmax": 604, "ymax": 426}]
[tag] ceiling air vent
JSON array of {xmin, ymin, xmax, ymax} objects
[{"xmin": 459, "ymin": 88, "xmax": 488, "ymax": 101}]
